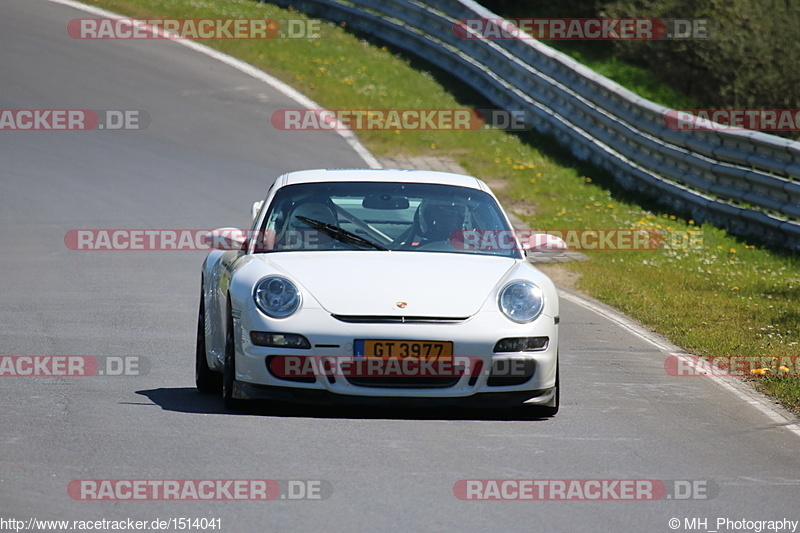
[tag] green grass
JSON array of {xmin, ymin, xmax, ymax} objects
[
  {"xmin": 552, "ymin": 47, "xmax": 701, "ymax": 109},
  {"xmin": 82, "ymin": 0, "xmax": 800, "ymax": 413}
]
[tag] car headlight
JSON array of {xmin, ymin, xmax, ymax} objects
[
  {"xmin": 254, "ymin": 277, "xmax": 301, "ymax": 318},
  {"xmin": 498, "ymin": 281, "xmax": 544, "ymax": 323}
]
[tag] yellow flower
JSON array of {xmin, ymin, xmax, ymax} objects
[
  {"xmin": 729, "ymin": 248, "xmax": 736, "ymax": 253},
  {"xmin": 732, "ymin": 286, "xmax": 739, "ymax": 290},
  {"xmin": 536, "ymin": 172, "xmax": 542, "ymax": 177},
  {"xmin": 779, "ymin": 366, "xmax": 791, "ymax": 373},
  {"xmin": 751, "ymin": 368, "xmax": 771, "ymax": 375}
]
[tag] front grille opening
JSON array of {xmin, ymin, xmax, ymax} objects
[
  {"xmin": 468, "ymin": 359, "xmax": 484, "ymax": 386},
  {"xmin": 331, "ymin": 314, "xmax": 469, "ymax": 324},
  {"xmin": 487, "ymin": 359, "xmax": 536, "ymax": 387},
  {"xmin": 266, "ymin": 355, "xmax": 317, "ymax": 384},
  {"xmin": 345, "ymin": 376, "xmax": 461, "ymax": 388}
]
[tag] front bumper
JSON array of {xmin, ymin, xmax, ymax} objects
[
  {"xmin": 233, "ymin": 381, "xmax": 556, "ymax": 408},
  {"xmin": 230, "ymin": 306, "xmax": 558, "ymax": 403}
]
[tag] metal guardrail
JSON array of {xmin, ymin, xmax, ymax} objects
[{"xmin": 269, "ymin": 0, "xmax": 800, "ymax": 250}]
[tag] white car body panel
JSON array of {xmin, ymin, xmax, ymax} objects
[{"xmin": 260, "ymin": 252, "xmax": 518, "ymax": 317}]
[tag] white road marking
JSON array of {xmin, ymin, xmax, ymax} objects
[{"xmin": 560, "ymin": 288, "xmax": 800, "ymax": 439}]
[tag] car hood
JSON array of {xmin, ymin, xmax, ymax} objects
[{"xmin": 259, "ymin": 251, "xmax": 517, "ymax": 317}]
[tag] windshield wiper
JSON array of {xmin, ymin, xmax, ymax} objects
[{"xmin": 296, "ymin": 215, "xmax": 388, "ymax": 251}]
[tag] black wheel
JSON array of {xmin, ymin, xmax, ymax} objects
[
  {"xmin": 511, "ymin": 354, "xmax": 559, "ymax": 419},
  {"xmin": 536, "ymin": 358, "xmax": 559, "ymax": 417},
  {"xmin": 222, "ymin": 305, "xmax": 243, "ymax": 411},
  {"xmin": 195, "ymin": 287, "xmax": 222, "ymax": 394}
]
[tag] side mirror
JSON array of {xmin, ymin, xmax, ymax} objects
[
  {"xmin": 205, "ymin": 227, "xmax": 247, "ymax": 250},
  {"xmin": 524, "ymin": 233, "xmax": 567, "ymax": 254},
  {"xmin": 251, "ymin": 201, "xmax": 264, "ymax": 221}
]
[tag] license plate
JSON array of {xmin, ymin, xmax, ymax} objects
[{"xmin": 355, "ymin": 340, "xmax": 453, "ymax": 361}]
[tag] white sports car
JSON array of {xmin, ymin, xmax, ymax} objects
[{"xmin": 196, "ymin": 169, "xmax": 565, "ymax": 415}]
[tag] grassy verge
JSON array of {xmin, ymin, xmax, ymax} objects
[
  {"xmin": 546, "ymin": 45, "xmax": 700, "ymax": 109},
  {"xmin": 81, "ymin": 0, "xmax": 800, "ymax": 413}
]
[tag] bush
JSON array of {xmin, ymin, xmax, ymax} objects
[
  {"xmin": 601, "ymin": 0, "xmax": 800, "ymax": 111},
  {"xmin": 479, "ymin": 0, "xmax": 800, "ymax": 136}
]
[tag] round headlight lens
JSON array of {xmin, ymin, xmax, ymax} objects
[
  {"xmin": 254, "ymin": 277, "xmax": 301, "ymax": 318},
  {"xmin": 498, "ymin": 281, "xmax": 544, "ymax": 323}
]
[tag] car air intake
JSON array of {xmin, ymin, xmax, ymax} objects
[{"xmin": 331, "ymin": 315, "xmax": 469, "ymax": 324}]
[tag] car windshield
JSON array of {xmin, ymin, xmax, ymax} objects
[{"xmin": 254, "ymin": 181, "xmax": 521, "ymax": 258}]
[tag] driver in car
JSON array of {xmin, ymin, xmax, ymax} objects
[{"xmin": 409, "ymin": 199, "xmax": 468, "ymax": 248}]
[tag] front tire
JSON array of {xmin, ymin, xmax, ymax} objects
[
  {"xmin": 222, "ymin": 305, "xmax": 243, "ymax": 411},
  {"xmin": 195, "ymin": 286, "xmax": 222, "ymax": 394},
  {"xmin": 512, "ymin": 354, "xmax": 559, "ymax": 419},
  {"xmin": 536, "ymin": 358, "xmax": 559, "ymax": 417}
]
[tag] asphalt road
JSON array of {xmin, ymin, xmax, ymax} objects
[{"xmin": 2, "ymin": 1, "xmax": 799, "ymax": 531}]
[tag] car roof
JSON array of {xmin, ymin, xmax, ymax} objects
[{"xmin": 281, "ymin": 168, "xmax": 488, "ymax": 190}]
